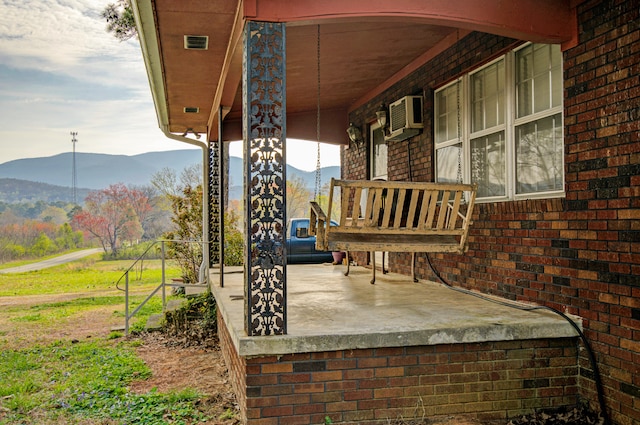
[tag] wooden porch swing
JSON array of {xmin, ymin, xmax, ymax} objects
[{"xmin": 309, "ymin": 179, "xmax": 477, "ymax": 283}]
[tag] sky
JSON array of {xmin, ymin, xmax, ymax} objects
[{"xmin": 0, "ymin": 0, "xmax": 340, "ymax": 171}]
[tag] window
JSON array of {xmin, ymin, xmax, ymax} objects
[
  {"xmin": 370, "ymin": 122, "xmax": 387, "ymax": 180},
  {"xmin": 435, "ymin": 43, "xmax": 563, "ymax": 201},
  {"xmin": 435, "ymin": 82, "xmax": 463, "ymax": 184}
]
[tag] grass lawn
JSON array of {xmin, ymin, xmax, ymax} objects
[
  {"xmin": 0, "ymin": 255, "xmax": 182, "ymax": 296},
  {"xmin": 0, "ymin": 255, "xmax": 217, "ymax": 424}
]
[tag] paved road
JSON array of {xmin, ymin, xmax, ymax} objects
[{"xmin": 0, "ymin": 248, "xmax": 103, "ymax": 274}]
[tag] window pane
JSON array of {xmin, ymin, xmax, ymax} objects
[
  {"xmin": 533, "ymin": 45, "xmax": 550, "ymax": 113},
  {"xmin": 517, "ymin": 44, "xmax": 562, "ymax": 117},
  {"xmin": 551, "ymin": 45, "xmax": 562, "ymax": 108},
  {"xmin": 516, "ymin": 45, "xmax": 533, "ymax": 118},
  {"xmin": 471, "ymin": 132, "xmax": 506, "ymax": 197},
  {"xmin": 516, "ymin": 114, "xmax": 563, "ymax": 194},
  {"xmin": 436, "ymin": 144, "xmax": 462, "ymax": 183},
  {"xmin": 517, "ymin": 80, "xmax": 532, "ymax": 117},
  {"xmin": 447, "ymin": 100, "xmax": 458, "ymax": 140},
  {"xmin": 534, "ymin": 72, "xmax": 550, "ymax": 113},
  {"xmin": 533, "ymin": 44, "xmax": 548, "ymax": 76},
  {"xmin": 437, "ymin": 114, "xmax": 448, "ymax": 141},
  {"xmin": 435, "ymin": 83, "xmax": 459, "ymax": 144},
  {"xmin": 371, "ymin": 126, "xmax": 387, "ymax": 180},
  {"xmin": 472, "ymin": 77, "xmax": 484, "ymax": 132},
  {"xmin": 471, "ymin": 60, "xmax": 504, "ymax": 132}
]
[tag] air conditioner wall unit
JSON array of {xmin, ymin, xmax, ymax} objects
[{"xmin": 385, "ymin": 95, "xmax": 424, "ymax": 142}]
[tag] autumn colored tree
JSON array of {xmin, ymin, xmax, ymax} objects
[
  {"xmin": 0, "ymin": 219, "xmax": 83, "ymax": 263},
  {"xmin": 72, "ymin": 183, "xmax": 150, "ymax": 256}
]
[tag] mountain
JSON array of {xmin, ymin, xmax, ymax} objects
[
  {"xmin": 0, "ymin": 178, "xmax": 91, "ymax": 204},
  {"xmin": 0, "ymin": 150, "xmax": 340, "ymax": 203},
  {"xmin": 0, "ymin": 151, "xmax": 205, "ymax": 189}
]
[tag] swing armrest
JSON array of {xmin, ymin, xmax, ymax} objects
[{"xmin": 309, "ymin": 201, "xmax": 328, "ymax": 251}]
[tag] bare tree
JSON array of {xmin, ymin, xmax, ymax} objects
[{"xmin": 286, "ymin": 177, "xmax": 312, "ymax": 220}]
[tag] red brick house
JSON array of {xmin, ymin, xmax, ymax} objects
[{"xmin": 131, "ymin": 0, "xmax": 638, "ymax": 423}]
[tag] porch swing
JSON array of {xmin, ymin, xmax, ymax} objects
[{"xmin": 308, "ymin": 37, "xmax": 477, "ymax": 284}]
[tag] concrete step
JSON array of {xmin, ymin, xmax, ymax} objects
[
  {"xmin": 185, "ymin": 284, "xmax": 207, "ymax": 297},
  {"xmin": 145, "ymin": 298, "xmax": 186, "ymax": 331}
]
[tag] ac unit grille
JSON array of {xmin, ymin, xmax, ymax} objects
[
  {"xmin": 386, "ymin": 96, "xmax": 424, "ymax": 142},
  {"xmin": 390, "ymin": 99, "xmax": 408, "ymax": 132}
]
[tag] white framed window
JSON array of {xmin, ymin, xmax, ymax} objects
[
  {"xmin": 435, "ymin": 80, "xmax": 464, "ymax": 184},
  {"xmin": 434, "ymin": 43, "xmax": 564, "ymax": 201},
  {"xmin": 370, "ymin": 121, "xmax": 387, "ymax": 180}
]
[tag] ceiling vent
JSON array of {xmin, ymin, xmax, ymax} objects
[
  {"xmin": 184, "ymin": 107, "xmax": 200, "ymax": 113},
  {"xmin": 184, "ymin": 35, "xmax": 209, "ymax": 50}
]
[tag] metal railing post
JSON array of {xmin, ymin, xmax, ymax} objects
[
  {"xmin": 125, "ymin": 271, "xmax": 129, "ymax": 336},
  {"xmin": 114, "ymin": 239, "xmax": 207, "ymax": 333},
  {"xmin": 161, "ymin": 240, "xmax": 166, "ymax": 312}
]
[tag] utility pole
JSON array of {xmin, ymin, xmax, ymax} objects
[{"xmin": 70, "ymin": 131, "xmax": 78, "ymax": 204}]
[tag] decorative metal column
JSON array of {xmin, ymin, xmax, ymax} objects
[
  {"xmin": 209, "ymin": 142, "xmax": 221, "ymax": 269},
  {"xmin": 243, "ymin": 21, "xmax": 287, "ymax": 336}
]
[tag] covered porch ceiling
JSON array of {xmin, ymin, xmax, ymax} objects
[{"xmin": 132, "ymin": 0, "xmax": 577, "ymax": 147}]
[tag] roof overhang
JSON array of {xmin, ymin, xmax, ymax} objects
[{"xmin": 131, "ymin": 0, "xmax": 578, "ymax": 146}]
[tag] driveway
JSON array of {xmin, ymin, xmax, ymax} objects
[{"xmin": 0, "ymin": 248, "xmax": 103, "ymax": 274}]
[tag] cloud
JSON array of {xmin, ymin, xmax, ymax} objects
[
  {"xmin": 0, "ymin": 0, "xmax": 145, "ymax": 91},
  {"xmin": 0, "ymin": 0, "xmax": 167, "ymax": 162},
  {"xmin": 0, "ymin": 0, "xmax": 343, "ymax": 169}
]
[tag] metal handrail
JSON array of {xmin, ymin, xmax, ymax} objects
[{"xmin": 116, "ymin": 239, "xmax": 206, "ymax": 335}]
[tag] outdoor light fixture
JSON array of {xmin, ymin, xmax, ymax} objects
[
  {"xmin": 376, "ymin": 104, "xmax": 388, "ymax": 133},
  {"xmin": 347, "ymin": 122, "xmax": 363, "ymax": 147}
]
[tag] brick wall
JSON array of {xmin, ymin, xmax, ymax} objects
[
  {"xmin": 219, "ymin": 308, "xmax": 577, "ymax": 425},
  {"xmin": 341, "ymin": 1, "xmax": 639, "ymax": 423},
  {"xmin": 219, "ymin": 310, "xmax": 249, "ymax": 423},
  {"xmin": 562, "ymin": 2, "xmax": 640, "ymax": 423}
]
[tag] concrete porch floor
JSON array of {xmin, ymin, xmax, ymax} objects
[{"xmin": 210, "ymin": 263, "xmax": 579, "ymax": 357}]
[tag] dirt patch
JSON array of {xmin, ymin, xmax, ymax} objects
[{"xmin": 129, "ymin": 332, "xmax": 239, "ymax": 424}]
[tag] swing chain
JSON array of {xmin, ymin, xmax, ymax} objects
[
  {"xmin": 314, "ymin": 25, "xmax": 322, "ymax": 202},
  {"xmin": 456, "ymin": 79, "xmax": 463, "ymax": 185}
]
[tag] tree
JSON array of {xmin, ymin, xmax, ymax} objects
[
  {"xmin": 130, "ymin": 183, "xmax": 173, "ymax": 240},
  {"xmin": 151, "ymin": 167, "xmax": 181, "ymax": 199},
  {"xmin": 29, "ymin": 233, "xmax": 55, "ymax": 257},
  {"xmin": 39, "ymin": 205, "xmax": 68, "ymax": 225},
  {"xmin": 286, "ymin": 176, "xmax": 312, "ymax": 220},
  {"xmin": 55, "ymin": 223, "xmax": 83, "ymax": 250},
  {"xmin": 101, "ymin": 0, "xmax": 137, "ymax": 41},
  {"xmin": 125, "ymin": 185, "xmax": 153, "ymax": 236},
  {"xmin": 151, "ymin": 165, "xmax": 202, "ymax": 199},
  {"xmin": 165, "ymin": 185, "xmax": 204, "ymax": 283},
  {"xmin": 72, "ymin": 184, "xmax": 150, "ymax": 256}
]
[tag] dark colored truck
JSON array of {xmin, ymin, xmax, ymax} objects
[{"xmin": 287, "ymin": 218, "xmax": 336, "ymax": 264}]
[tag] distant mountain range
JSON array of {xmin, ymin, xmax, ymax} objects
[
  {"xmin": 0, "ymin": 150, "xmax": 340, "ymax": 204},
  {"xmin": 0, "ymin": 178, "xmax": 91, "ymax": 204}
]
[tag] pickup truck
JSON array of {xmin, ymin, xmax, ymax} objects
[{"xmin": 287, "ymin": 218, "xmax": 337, "ymax": 264}]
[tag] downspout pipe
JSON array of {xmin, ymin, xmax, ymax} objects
[
  {"xmin": 130, "ymin": 0, "xmax": 209, "ymax": 284},
  {"xmin": 161, "ymin": 127, "xmax": 210, "ymax": 285}
]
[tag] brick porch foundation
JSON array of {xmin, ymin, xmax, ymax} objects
[
  {"xmin": 219, "ymin": 312, "xmax": 578, "ymax": 425},
  {"xmin": 212, "ymin": 265, "xmax": 580, "ymax": 425}
]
